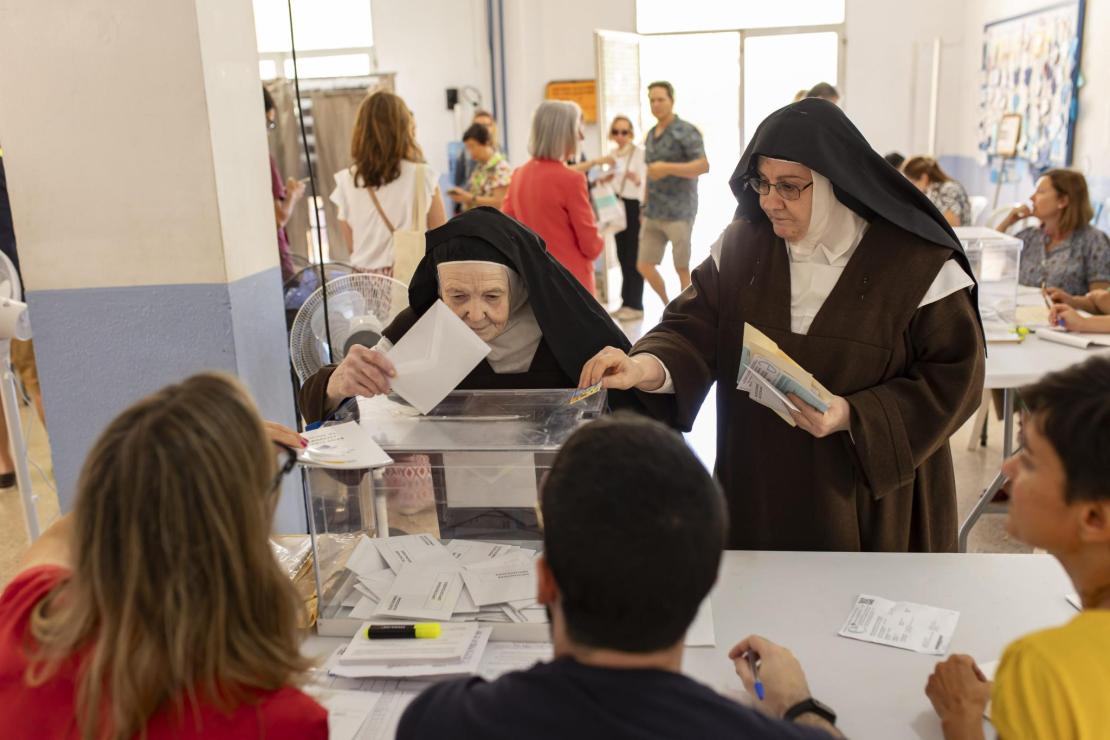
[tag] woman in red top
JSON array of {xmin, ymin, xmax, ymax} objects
[
  {"xmin": 503, "ymin": 100, "xmax": 604, "ymax": 295},
  {"xmin": 0, "ymin": 373, "xmax": 327, "ymax": 740}
]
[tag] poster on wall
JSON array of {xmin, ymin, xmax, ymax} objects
[{"xmin": 977, "ymin": 0, "xmax": 1086, "ymax": 170}]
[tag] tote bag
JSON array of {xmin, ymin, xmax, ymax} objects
[{"xmin": 369, "ymin": 163, "xmax": 428, "ymax": 285}]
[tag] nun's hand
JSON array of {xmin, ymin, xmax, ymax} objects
[
  {"xmin": 325, "ymin": 346, "xmax": 396, "ymax": 407},
  {"xmin": 786, "ymin": 394, "xmax": 851, "ymax": 438},
  {"xmin": 578, "ymin": 347, "xmax": 665, "ymax": 391}
]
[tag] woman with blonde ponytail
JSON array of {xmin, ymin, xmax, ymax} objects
[{"xmin": 0, "ymin": 373, "xmax": 325, "ymax": 740}]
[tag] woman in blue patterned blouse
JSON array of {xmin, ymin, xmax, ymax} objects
[{"xmin": 999, "ymin": 169, "xmax": 1110, "ymax": 297}]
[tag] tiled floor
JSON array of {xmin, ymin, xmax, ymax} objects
[{"xmin": 0, "ymin": 274, "xmax": 1027, "ymax": 588}]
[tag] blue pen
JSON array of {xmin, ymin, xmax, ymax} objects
[{"xmin": 746, "ymin": 651, "xmax": 765, "ymax": 701}]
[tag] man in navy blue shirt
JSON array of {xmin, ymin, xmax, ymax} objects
[{"xmin": 398, "ymin": 413, "xmax": 842, "ymax": 739}]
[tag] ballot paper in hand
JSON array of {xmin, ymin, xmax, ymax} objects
[
  {"xmin": 838, "ymin": 594, "xmax": 959, "ymax": 655},
  {"xmin": 738, "ymin": 324, "xmax": 832, "ymax": 427},
  {"xmin": 299, "ymin": 421, "xmax": 392, "ymax": 470},
  {"xmin": 384, "ymin": 300, "xmax": 491, "ymax": 414}
]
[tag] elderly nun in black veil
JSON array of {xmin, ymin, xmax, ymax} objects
[
  {"xmin": 300, "ymin": 206, "xmax": 638, "ymax": 423},
  {"xmin": 581, "ymin": 99, "xmax": 985, "ymax": 552}
]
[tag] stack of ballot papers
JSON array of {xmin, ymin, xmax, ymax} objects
[
  {"xmin": 339, "ymin": 535, "xmax": 548, "ymax": 630},
  {"xmin": 330, "ymin": 622, "xmax": 492, "ymax": 679},
  {"xmin": 299, "ymin": 420, "xmax": 392, "ymax": 470},
  {"xmin": 737, "ymin": 323, "xmax": 833, "ymax": 426}
]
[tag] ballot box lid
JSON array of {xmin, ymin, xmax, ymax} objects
[{"xmin": 332, "ymin": 387, "xmax": 608, "ymax": 454}]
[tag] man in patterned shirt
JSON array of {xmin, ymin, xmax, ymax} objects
[{"xmin": 638, "ymin": 81, "xmax": 709, "ymax": 305}]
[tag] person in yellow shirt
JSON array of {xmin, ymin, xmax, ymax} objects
[{"xmin": 925, "ymin": 354, "xmax": 1110, "ymax": 739}]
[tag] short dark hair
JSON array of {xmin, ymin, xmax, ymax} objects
[
  {"xmin": 884, "ymin": 151, "xmax": 905, "ymax": 169},
  {"xmin": 1020, "ymin": 355, "xmax": 1110, "ymax": 503},
  {"xmin": 462, "ymin": 123, "xmax": 493, "ymax": 147},
  {"xmin": 541, "ymin": 413, "xmax": 726, "ymax": 652},
  {"xmin": 262, "ymin": 85, "xmax": 275, "ymax": 114},
  {"xmin": 806, "ymin": 82, "xmax": 839, "ymax": 100},
  {"xmin": 647, "ymin": 81, "xmax": 674, "ymax": 101}
]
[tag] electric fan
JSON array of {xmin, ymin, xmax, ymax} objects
[{"xmin": 289, "ymin": 273, "xmax": 409, "ymax": 382}]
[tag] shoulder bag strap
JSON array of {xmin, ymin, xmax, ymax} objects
[{"xmin": 368, "ymin": 187, "xmax": 396, "ymax": 234}]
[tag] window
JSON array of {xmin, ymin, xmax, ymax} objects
[
  {"xmin": 636, "ymin": 0, "xmax": 844, "ymax": 34},
  {"xmin": 253, "ymin": 0, "xmax": 374, "ymax": 79}
]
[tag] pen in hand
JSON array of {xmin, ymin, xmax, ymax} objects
[{"xmin": 746, "ymin": 651, "xmax": 765, "ymax": 701}]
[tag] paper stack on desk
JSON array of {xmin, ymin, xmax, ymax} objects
[
  {"xmin": 737, "ymin": 323, "xmax": 833, "ymax": 426},
  {"xmin": 1037, "ymin": 327, "xmax": 1110, "ymax": 349},
  {"xmin": 330, "ymin": 622, "xmax": 492, "ymax": 679},
  {"xmin": 339, "ymin": 535, "xmax": 548, "ymax": 628}
]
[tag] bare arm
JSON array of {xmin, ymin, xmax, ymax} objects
[
  {"xmin": 1088, "ymin": 280, "xmax": 1109, "ymax": 292},
  {"xmin": 647, "ymin": 156, "xmax": 709, "ymax": 181},
  {"xmin": 943, "ymin": 210, "xmax": 961, "ymax": 227},
  {"xmin": 426, "ymin": 186, "xmax": 447, "ymax": 229}
]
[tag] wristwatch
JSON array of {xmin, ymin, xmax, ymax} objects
[{"xmin": 784, "ymin": 697, "xmax": 837, "ymax": 726}]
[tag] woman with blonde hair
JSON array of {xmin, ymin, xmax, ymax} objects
[
  {"xmin": 503, "ymin": 100, "xmax": 604, "ymax": 294},
  {"xmin": 0, "ymin": 373, "xmax": 326, "ymax": 740},
  {"xmin": 330, "ymin": 90, "xmax": 446, "ymax": 276}
]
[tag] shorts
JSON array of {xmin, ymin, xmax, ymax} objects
[
  {"xmin": 10, "ymin": 338, "xmax": 39, "ymax": 397},
  {"xmin": 638, "ymin": 218, "xmax": 693, "ymax": 269}
]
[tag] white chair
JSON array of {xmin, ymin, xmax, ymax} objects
[{"xmin": 969, "ymin": 196, "xmax": 988, "ymax": 226}]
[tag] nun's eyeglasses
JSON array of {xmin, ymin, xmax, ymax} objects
[{"xmin": 746, "ymin": 177, "xmax": 814, "ymax": 201}]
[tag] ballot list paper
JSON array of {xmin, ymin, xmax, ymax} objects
[
  {"xmin": 299, "ymin": 421, "xmax": 392, "ymax": 470},
  {"xmin": 837, "ymin": 594, "xmax": 959, "ymax": 655}
]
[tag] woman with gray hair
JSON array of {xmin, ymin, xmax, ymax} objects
[{"xmin": 503, "ymin": 100, "xmax": 604, "ymax": 294}]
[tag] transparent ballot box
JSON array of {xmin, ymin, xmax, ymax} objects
[
  {"xmin": 304, "ymin": 387, "xmax": 606, "ymax": 635},
  {"xmin": 954, "ymin": 226, "xmax": 1023, "ymax": 324}
]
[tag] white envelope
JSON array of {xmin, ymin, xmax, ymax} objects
[
  {"xmin": 443, "ymin": 452, "xmax": 539, "ymax": 508},
  {"xmin": 384, "ymin": 300, "xmax": 491, "ymax": 415}
]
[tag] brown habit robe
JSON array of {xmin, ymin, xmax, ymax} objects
[{"xmin": 632, "ymin": 217, "xmax": 985, "ymax": 552}]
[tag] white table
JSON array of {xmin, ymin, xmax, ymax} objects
[
  {"xmin": 959, "ymin": 327, "xmax": 1110, "ymax": 550},
  {"xmin": 304, "ymin": 550, "xmax": 1075, "ymax": 740}
]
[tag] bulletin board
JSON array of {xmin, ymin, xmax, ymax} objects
[
  {"xmin": 977, "ymin": 0, "xmax": 1085, "ymax": 169},
  {"xmin": 545, "ymin": 80, "xmax": 598, "ymax": 124}
]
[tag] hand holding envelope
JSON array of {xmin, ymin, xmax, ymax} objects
[{"xmin": 383, "ymin": 300, "xmax": 492, "ymax": 414}]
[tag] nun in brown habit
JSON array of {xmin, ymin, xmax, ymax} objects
[{"xmin": 580, "ymin": 99, "xmax": 985, "ymax": 552}]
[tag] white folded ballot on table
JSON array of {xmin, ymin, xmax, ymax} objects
[
  {"xmin": 299, "ymin": 420, "xmax": 392, "ymax": 470},
  {"xmin": 383, "ymin": 300, "xmax": 491, "ymax": 414},
  {"xmin": 1037, "ymin": 327, "xmax": 1110, "ymax": 349},
  {"xmin": 837, "ymin": 593, "xmax": 959, "ymax": 655}
]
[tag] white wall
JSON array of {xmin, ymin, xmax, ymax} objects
[
  {"xmin": 368, "ymin": 0, "xmax": 1110, "ymax": 205},
  {"xmin": 370, "ymin": 0, "xmax": 493, "ymax": 179}
]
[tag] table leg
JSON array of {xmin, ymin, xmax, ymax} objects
[{"xmin": 958, "ymin": 388, "xmax": 1015, "ymax": 552}]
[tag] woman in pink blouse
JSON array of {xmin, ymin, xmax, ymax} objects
[{"xmin": 503, "ymin": 101, "xmax": 604, "ymax": 295}]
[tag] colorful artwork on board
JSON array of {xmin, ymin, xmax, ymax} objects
[{"xmin": 978, "ymin": 1, "xmax": 1085, "ymax": 170}]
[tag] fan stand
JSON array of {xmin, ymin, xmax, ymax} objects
[{"xmin": 0, "ymin": 339, "xmax": 38, "ymax": 540}]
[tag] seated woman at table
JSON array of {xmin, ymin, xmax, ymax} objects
[
  {"xmin": 902, "ymin": 156, "xmax": 972, "ymax": 227},
  {"xmin": 299, "ymin": 206, "xmax": 638, "ymax": 423},
  {"xmin": 735, "ymin": 356, "xmax": 1110, "ymax": 740},
  {"xmin": 0, "ymin": 374, "xmax": 326, "ymax": 739},
  {"xmin": 998, "ymin": 169, "xmax": 1110, "ymax": 297}
]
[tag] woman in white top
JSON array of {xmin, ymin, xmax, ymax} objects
[
  {"xmin": 605, "ymin": 115, "xmax": 648, "ymax": 320},
  {"xmin": 330, "ymin": 92, "xmax": 446, "ymax": 274}
]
